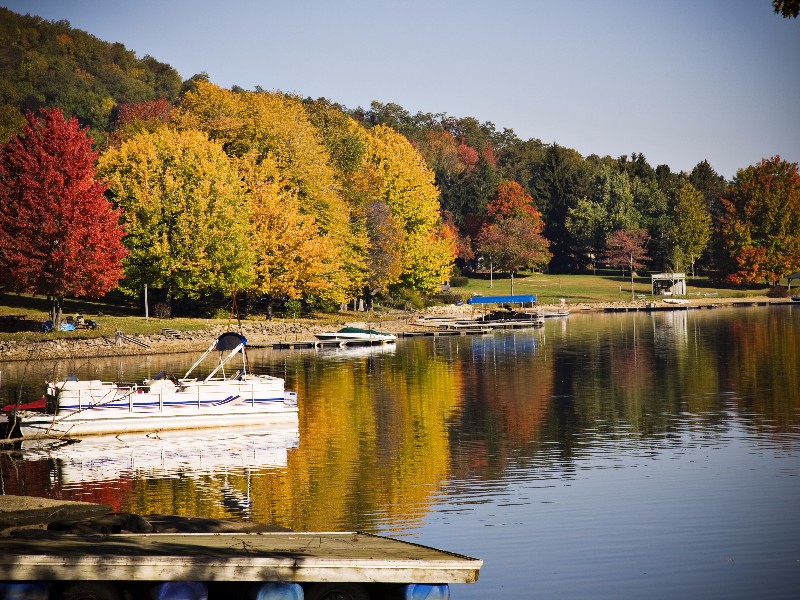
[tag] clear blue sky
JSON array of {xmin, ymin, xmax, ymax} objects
[{"xmin": 4, "ymin": 0, "xmax": 799, "ymax": 179}]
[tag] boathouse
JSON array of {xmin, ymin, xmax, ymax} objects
[{"xmin": 651, "ymin": 273, "xmax": 686, "ymax": 296}]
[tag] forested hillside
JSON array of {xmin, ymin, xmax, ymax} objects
[{"xmin": 0, "ymin": 7, "xmax": 181, "ymax": 145}]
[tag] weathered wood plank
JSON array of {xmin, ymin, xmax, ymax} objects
[{"xmin": 0, "ymin": 532, "xmax": 482, "ymax": 584}]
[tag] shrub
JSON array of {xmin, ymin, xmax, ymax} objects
[
  {"xmin": 450, "ymin": 275, "xmax": 469, "ymax": 287},
  {"xmin": 387, "ymin": 288, "xmax": 425, "ymax": 311},
  {"xmin": 284, "ymin": 299, "xmax": 302, "ymax": 318},
  {"xmin": 767, "ymin": 285, "xmax": 791, "ymax": 298}
]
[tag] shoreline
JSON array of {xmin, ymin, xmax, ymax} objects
[{"xmin": 0, "ymin": 296, "xmax": 792, "ymax": 363}]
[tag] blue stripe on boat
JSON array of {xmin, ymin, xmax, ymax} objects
[{"xmin": 57, "ymin": 397, "xmax": 286, "ymax": 411}]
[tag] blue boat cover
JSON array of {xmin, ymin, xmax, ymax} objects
[
  {"xmin": 215, "ymin": 331, "xmax": 247, "ymax": 350},
  {"xmin": 467, "ymin": 295, "xmax": 536, "ymax": 305}
]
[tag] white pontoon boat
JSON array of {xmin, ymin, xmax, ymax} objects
[{"xmin": 8, "ymin": 332, "xmax": 297, "ymax": 439}]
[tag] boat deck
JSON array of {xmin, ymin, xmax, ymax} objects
[{"xmin": 268, "ymin": 338, "xmax": 395, "ymax": 349}]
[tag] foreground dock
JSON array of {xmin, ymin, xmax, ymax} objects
[
  {"xmin": 0, "ymin": 496, "xmax": 482, "ymax": 599},
  {"xmin": 0, "ymin": 531, "xmax": 482, "ymax": 583}
]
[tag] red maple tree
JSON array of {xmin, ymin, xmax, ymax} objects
[
  {"xmin": 486, "ymin": 180, "xmax": 543, "ymax": 225},
  {"xmin": 0, "ymin": 108, "xmax": 127, "ymax": 326},
  {"xmin": 602, "ymin": 229, "xmax": 649, "ymax": 301}
]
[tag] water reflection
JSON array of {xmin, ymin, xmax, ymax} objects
[{"xmin": 1, "ymin": 307, "xmax": 799, "ymax": 597}]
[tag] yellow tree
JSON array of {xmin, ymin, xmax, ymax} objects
[
  {"xmin": 239, "ymin": 154, "xmax": 344, "ymax": 310},
  {"xmin": 359, "ymin": 125, "xmax": 456, "ymax": 296},
  {"xmin": 176, "ymin": 83, "xmax": 362, "ymax": 304},
  {"xmin": 98, "ymin": 126, "xmax": 253, "ymax": 305}
]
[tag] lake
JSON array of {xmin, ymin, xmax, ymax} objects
[{"xmin": 1, "ymin": 306, "xmax": 799, "ymax": 599}]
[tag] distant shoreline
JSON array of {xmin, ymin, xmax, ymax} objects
[{"xmin": 0, "ymin": 296, "xmax": 792, "ymax": 363}]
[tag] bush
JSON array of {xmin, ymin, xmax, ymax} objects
[
  {"xmin": 434, "ymin": 291, "xmax": 470, "ymax": 305},
  {"xmin": 284, "ymin": 299, "xmax": 302, "ymax": 318},
  {"xmin": 387, "ymin": 288, "xmax": 425, "ymax": 311},
  {"xmin": 152, "ymin": 302, "xmax": 171, "ymax": 318},
  {"xmin": 450, "ymin": 275, "xmax": 469, "ymax": 287},
  {"xmin": 767, "ymin": 285, "xmax": 791, "ymax": 298}
]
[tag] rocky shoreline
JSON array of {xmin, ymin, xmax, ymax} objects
[{"xmin": 0, "ymin": 296, "xmax": 786, "ymax": 363}]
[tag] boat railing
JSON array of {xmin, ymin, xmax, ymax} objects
[{"xmin": 60, "ymin": 376, "xmax": 281, "ymax": 415}]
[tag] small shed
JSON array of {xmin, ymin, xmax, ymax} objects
[
  {"xmin": 788, "ymin": 272, "xmax": 800, "ymax": 292},
  {"xmin": 651, "ymin": 273, "xmax": 686, "ymax": 296}
]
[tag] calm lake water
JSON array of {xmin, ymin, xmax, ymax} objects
[{"xmin": 2, "ymin": 306, "xmax": 799, "ymax": 599}]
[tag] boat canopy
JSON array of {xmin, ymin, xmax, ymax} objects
[
  {"xmin": 467, "ymin": 295, "xmax": 536, "ymax": 305},
  {"xmin": 215, "ymin": 332, "xmax": 247, "ymax": 351},
  {"xmin": 338, "ymin": 327, "xmax": 385, "ymax": 335}
]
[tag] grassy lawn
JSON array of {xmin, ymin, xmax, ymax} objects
[
  {"xmin": 0, "ymin": 292, "xmax": 244, "ymax": 342},
  {"xmin": 450, "ymin": 271, "xmax": 772, "ymax": 304},
  {"xmin": 0, "ymin": 292, "xmax": 345, "ymax": 343}
]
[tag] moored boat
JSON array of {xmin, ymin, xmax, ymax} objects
[
  {"xmin": 540, "ymin": 309, "xmax": 570, "ymax": 318},
  {"xmin": 314, "ymin": 326, "xmax": 397, "ymax": 342},
  {"xmin": 4, "ymin": 332, "xmax": 297, "ymax": 439}
]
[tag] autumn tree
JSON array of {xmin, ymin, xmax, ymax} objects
[
  {"xmin": 476, "ymin": 218, "xmax": 551, "ymax": 296},
  {"xmin": 363, "ymin": 200, "xmax": 404, "ymax": 303},
  {"xmin": 0, "ymin": 108, "xmax": 126, "ymax": 325},
  {"xmin": 666, "ymin": 182, "xmax": 712, "ymax": 275},
  {"xmin": 238, "ymin": 153, "xmax": 343, "ymax": 312},
  {"xmin": 359, "ymin": 125, "xmax": 456, "ymax": 297},
  {"xmin": 97, "ymin": 126, "xmax": 253, "ymax": 307},
  {"xmin": 477, "ymin": 181, "xmax": 551, "ymax": 294},
  {"xmin": 109, "ymin": 98, "xmax": 174, "ymax": 146},
  {"xmin": 719, "ymin": 156, "xmax": 800, "ymax": 286},
  {"xmin": 602, "ymin": 229, "xmax": 649, "ymax": 301},
  {"xmin": 176, "ymin": 82, "xmax": 363, "ymax": 304},
  {"xmin": 486, "ymin": 180, "xmax": 543, "ymax": 222}
]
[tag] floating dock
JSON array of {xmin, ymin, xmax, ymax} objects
[
  {"xmin": 0, "ymin": 496, "xmax": 482, "ymax": 599},
  {"xmin": 0, "ymin": 532, "xmax": 482, "ymax": 584}
]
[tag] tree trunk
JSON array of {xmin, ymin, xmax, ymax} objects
[
  {"xmin": 48, "ymin": 295, "xmax": 63, "ymax": 328},
  {"xmin": 165, "ymin": 281, "xmax": 173, "ymax": 317},
  {"xmin": 630, "ymin": 257, "xmax": 635, "ymax": 301},
  {"xmin": 363, "ymin": 287, "xmax": 374, "ymax": 312}
]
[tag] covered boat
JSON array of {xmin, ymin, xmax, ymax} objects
[
  {"xmin": 8, "ymin": 332, "xmax": 297, "ymax": 439},
  {"xmin": 314, "ymin": 327, "xmax": 397, "ymax": 342}
]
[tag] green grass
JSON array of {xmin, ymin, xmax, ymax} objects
[
  {"xmin": 0, "ymin": 292, "xmax": 346, "ymax": 343},
  {"xmin": 449, "ymin": 271, "xmax": 772, "ymax": 304}
]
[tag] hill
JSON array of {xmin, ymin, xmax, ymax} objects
[{"xmin": 0, "ymin": 7, "xmax": 181, "ymax": 144}]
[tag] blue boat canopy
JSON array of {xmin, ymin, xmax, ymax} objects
[
  {"xmin": 467, "ymin": 295, "xmax": 536, "ymax": 305},
  {"xmin": 215, "ymin": 331, "xmax": 247, "ymax": 350}
]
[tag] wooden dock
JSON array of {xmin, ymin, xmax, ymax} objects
[
  {"xmin": 603, "ymin": 300, "xmax": 797, "ymax": 313},
  {"xmin": 0, "ymin": 532, "xmax": 482, "ymax": 585},
  {"xmin": 0, "ymin": 495, "xmax": 482, "ymax": 598}
]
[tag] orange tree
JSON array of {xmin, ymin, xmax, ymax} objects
[
  {"xmin": 0, "ymin": 108, "xmax": 126, "ymax": 326},
  {"xmin": 476, "ymin": 181, "xmax": 551, "ymax": 295},
  {"xmin": 720, "ymin": 156, "xmax": 800, "ymax": 286}
]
